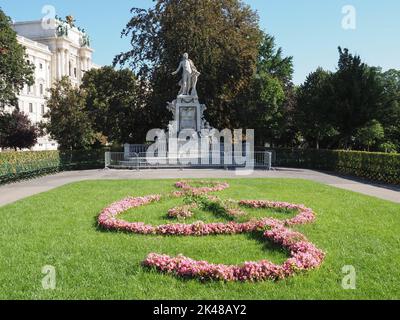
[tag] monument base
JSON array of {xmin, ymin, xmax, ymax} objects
[{"xmin": 167, "ymin": 95, "xmax": 210, "ymax": 135}]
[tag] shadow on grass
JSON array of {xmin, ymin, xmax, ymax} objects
[
  {"xmin": 245, "ymin": 230, "xmax": 289, "ymax": 257},
  {"xmin": 91, "ymin": 191, "xmax": 295, "ymax": 283},
  {"xmin": 93, "ymin": 213, "xmax": 290, "ymax": 283}
]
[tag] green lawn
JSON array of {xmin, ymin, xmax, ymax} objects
[{"xmin": 0, "ymin": 179, "xmax": 399, "ymax": 300}]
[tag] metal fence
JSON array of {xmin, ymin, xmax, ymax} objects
[{"xmin": 105, "ymin": 151, "xmax": 272, "ymax": 170}]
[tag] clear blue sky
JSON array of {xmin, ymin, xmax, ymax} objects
[{"xmin": 1, "ymin": 0, "xmax": 399, "ymax": 84}]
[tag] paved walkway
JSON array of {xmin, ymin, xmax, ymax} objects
[{"xmin": 0, "ymin": 168, "xmax": 399, "ymax": 207}]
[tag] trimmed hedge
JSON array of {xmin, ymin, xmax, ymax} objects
[
  {"xmin": 1, "ymin": 149, "xmax": 399, "ymax": 186},
  {"xmin": 0, "ymin": 150, "xmax": 105, "ymax": 185},
  {"xmin": 273, "ymin": 149, "xmax": 400, "ymax": 185}
]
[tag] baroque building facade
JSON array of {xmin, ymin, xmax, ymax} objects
[{"xmin": 4, "ymin": 18, "xmax": 99, "ymax": 151}]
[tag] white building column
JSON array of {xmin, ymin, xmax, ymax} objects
[
  {"xmin": 51, "ymin": 52, "xmax": 57, "ymax": 83},
  {"xmin": 57, "ymin": 49, "xmax": 62, "ymax": 79},
  {"xmin": 80, "ymin": 57, "xmax": 85, "ymax": 72},
  {"xmin": 45, "ymin": 60, "xmax": 49, "ymax": 87},
  {"xmin": 64, "ymin": 50, "xmax": 69, "ymax": 77},
  {"xmin": 62, "ymin": 49, "xmax": 66, "ymax": 77}
]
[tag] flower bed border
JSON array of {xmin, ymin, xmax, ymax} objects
[{"xmin": 97, "ymin": 180, "xmax": 325, "ymax": 282}]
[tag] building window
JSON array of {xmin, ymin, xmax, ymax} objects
[
  {"xmin": 29, "ymin": 103, "xmax": 33, "ymax": 113},
  {"xmin": 40, "ymin": 63, "xmax": 43, "ymax": 70},
  {"xmin": 27, "ymin": 86, "xmax": 31, "ymax": 94},
  {"xmin": 74, "ymin": 68, "xmax": 77, "ymax": 78},
  {"xmin": 69, "ymin": 62, "xmax": 72, "ymax": 76},
  {"xmin": 40, "ymin": 84, "xmax": 44, "ymax": 95},
  {"xmin": 41, "ymin": 104, "xmax": 45, "ymax": 114}
]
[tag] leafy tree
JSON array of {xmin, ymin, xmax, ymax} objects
[
  {"xmin": 295, "ymin": 68, "xmax": 339, "ymax": 149},
  {"xmin": 377, "ymin": 69, "xmax": 400, "ymax": 151},
  {"xmin": 234, "ymin": 34, "xmax": 294, "ymax": 146},
  {"xmin": 0, "ymin": 8, "xmax": 34, "ymax": 108},
  {"xmin": 330, "ymin": 47, "xmax": 385, "ymax": 149},
  {"xmin": 114, "ymin": 0, "xmax": 262, "ymax": 130},
  {"xmin": 355, "ymin": 120, "xmax": 384, "ymax": 151},
  {"xmin": 378, "ymin": 141, "xmax": 398, "ymax": 153},
  {"xmin": 81, "ymin": 66, "xmax": 145, "ymax": 144},
  {"xmin": 294, "ymin": 50, "xmax": 399, "ymax": 152},
  {"xmin": 42, "ymin": 77, "xmax": 95, "ymax": 150},
  {"xmin": 0, "ymin": 109, "xmax": 39, "ymax": 150}
]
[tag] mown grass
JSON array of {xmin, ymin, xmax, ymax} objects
[{"xmin": 0, "ymin": 178, "xmax": 399, "ymax": 300}]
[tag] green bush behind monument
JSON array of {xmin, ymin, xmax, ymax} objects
[
  {"xmin": 274, "ymin": 149, "xmax": 400, "ymax": 185},
  {"xmin": 1, "ymin": 149, "xmax": 398, "ymax": 185},
  {"xmin": 0, "ymin": 150, "xmax": 105, "ymax": 184}
]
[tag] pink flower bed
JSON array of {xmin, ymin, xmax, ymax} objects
[
  {"xmin": 174, "ymin": 180, "xmax": 230, "ymax": 195},
  {"xmin": 238, "ymin": 200, "xmax": 316, "ymax": 226},
  {"xmin": 97, "ymin": 181, "xmax": 325, "ymax": 282},
  {"xmin": 144, "ymin": 223, "xmax": 325, "ymax": 281},
  {"xmin": 168, "ymin": 204, "xmax": 197, "ymax": 219}
]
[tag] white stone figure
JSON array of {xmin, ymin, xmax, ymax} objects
[
  {"xmin": 190, "ymin": 63, "xmax": 200, "ymax": 97},
  {"xmin": 172, "ymin": 53, "xmax": 200, "ymax": 96}
]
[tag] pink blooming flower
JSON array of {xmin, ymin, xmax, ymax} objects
[
  {"xmin": 97, "ymin": 181, "xmax": 325, "ymax": 282},
  {"xmin": 168, "ymin": 204, "xmax": 197, "ymax": 219},
  {"xmin": 204, "ymin": 197, "xmax": 247, "ymax": 218},
  {"xmin": 143, "ymin": 223, "xmax": 325, "ymax": 282},
  {"xmin": 174, "ymin": 180, "xmax": 230, "ymax": 195},
  {"xmin": 238, "ymin": 200, "xmax": 316, "ymax": 226}
]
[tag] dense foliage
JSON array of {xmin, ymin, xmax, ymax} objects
[
  {"xmin": 0, "ymin": 149, "xmax": 105, "ymax": 184},
  {"xmin": 0, "ymin": 109, "xmax": 39, "ymax": 150},
  {"xmin": 234, "ymin": 34, "xmax": 294, "ymax": 146},
  {"xmin": 114, "ymin": 0, "xmax": 264, "ymax": 130},
  {"xmin": 81, "ymin": 67, "xmax": 145, "ymax": 144},
  {"xmin": 272, "ymin": 149, "xmax": 400, "ymax": 185},
  {"xmin": 112, "ymin": 1, "xmax": 400, "ymax": 152},
  {"xmin": 42, "ymin": 77, "xmax": 96, "ymax": 150},
  {"xmin": 2, "ymin": 4, "xmax": 399, "ymax": 155},
  {"xmin": 295, "ymin": 48, "xmax": 400, "ymax": 152},
  {"xmin": 0, "ymin": 9, "xmax": 34, "ymax": 108}
]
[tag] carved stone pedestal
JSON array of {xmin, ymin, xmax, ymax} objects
[{"xmin": 167, "ymin": 95, "xmax": 209, "ymax": 135}]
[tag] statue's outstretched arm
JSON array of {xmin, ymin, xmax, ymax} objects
[{"xmin": 172, "ymin": 62, "xmax": 182, "ymax": 75}]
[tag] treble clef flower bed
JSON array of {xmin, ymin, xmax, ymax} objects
[{"xmin": 97, "ymin": 180, "xmax": 325, "ymax": 282}]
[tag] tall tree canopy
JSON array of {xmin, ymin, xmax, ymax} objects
[
  {"xmin": 43, "ymin": 78, "xmax": 95, "ymax": 150},
  {"xmin": 114, "ymin": 0, "xmax": 262, "ymax": 130},
  {"xmin": 0, "ymin": 8, "xmax": 34, "ymax": 108},
  {"xmin": 377, "ymin": 69, "xmax": 400, "ymax": 151},
  {"xmin": 330, "ymin": 47, "xmax": 385, "ymax": 149},
  {"xmin": 295, "ymin": 47, "xmax": 392, "ymax": 151},
  {"xmin": 295, "ymin": 68, "xmax": 338, "ymax": 149},
  {"xmin": 82, "ymin": 67, "xmax": 145, "ymax": 144},
  {"xmin": 233, "ymin": 33, "xmax": 294, "ymax": 146}
]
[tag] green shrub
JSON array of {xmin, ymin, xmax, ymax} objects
[
  {"xmin": 273, "ymin": 149, "xmax": 400, "ymax": 185},
  {"xmin": 0, "ymin": 150, "xmax": 104, "ymax": 184},
  {"xmin": 333, "ymin": 150, "xmax": 400, "ymax": 185},
  {"xmin": 1, "ymin": 149, "xmax": 399, "ymax": 186}
]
